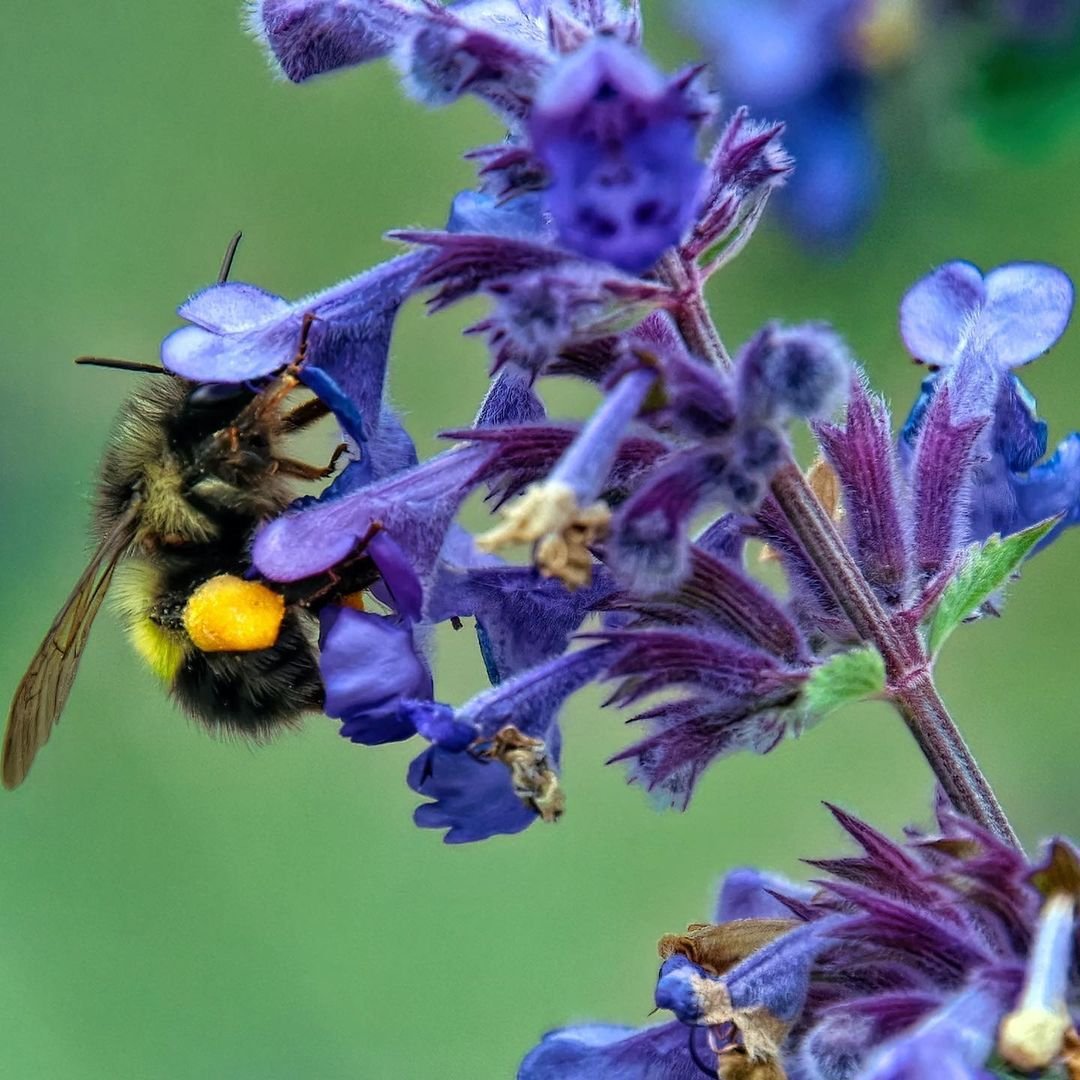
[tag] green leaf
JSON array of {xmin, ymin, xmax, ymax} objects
[
  {"xmin": 926, "ymin": 517, "xmax": 1058, "ymax": 657},
  {"xmin": 803, "ymin": 647, "xmax": 885, "ymax": 718}
]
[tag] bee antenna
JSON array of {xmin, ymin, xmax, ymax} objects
[
  {"xmin": 217, "ymin": 230, "xmax": 243, "ymax": 283},
  {"xmin": 74, "ymin": 357, "xmax": 171, "ymax": 375}
]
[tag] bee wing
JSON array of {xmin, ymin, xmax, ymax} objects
[{"xmin": 3, "ymin": 507, "xmax": 139, "ymax": 789}]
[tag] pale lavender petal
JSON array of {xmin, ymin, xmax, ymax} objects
[
  {"xmin": 162, "ymin": 253, "xmax": 427, "ymax": 385},
  {"xmin": 898, "ymin": 261, "xmax": 985, "ymax": 367},
  {"xmin": 161, "ymin": 319, "xmax": 301, "ymax": 382},
  {"xmin": 979, "ymin": 262, "xmax": 1074, "ymax": 368},
  {"xmin": 177, "ymin": 282, "xmax": 291, "ymax": 333},
  {"xmin": 715, "ymin": 867, "xmax": 814, "ymax": 922}
]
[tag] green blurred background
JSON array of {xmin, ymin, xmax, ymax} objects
[{"xmin": 3, "ymin": 3, "xmax": 1080, "ymax": 1077}]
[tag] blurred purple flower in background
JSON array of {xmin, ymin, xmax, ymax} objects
[{"xmin": 679, "ymin": 0, "xmax": 881, "ymax": 248}]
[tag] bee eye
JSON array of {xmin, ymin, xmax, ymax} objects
[{"xmin": 187, "ymin": 383, "xmax": 249, "ymax": 409}]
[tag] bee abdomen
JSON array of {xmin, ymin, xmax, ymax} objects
[{"xmin": 172, "ymin": 611, "xmax": 323, "ymax": 735}]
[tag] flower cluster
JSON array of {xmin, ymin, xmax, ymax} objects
[
  {"xmin": 149, "ymin": 1, "xmax": 1080, "ymax": 851},
  {"xmin": 522, "ymin": 801, "xmax": 1080, "ymax": 1079},
  {"xmin": 128, "ymin": 2, "xmax": 1080, "ymax": 1077}
]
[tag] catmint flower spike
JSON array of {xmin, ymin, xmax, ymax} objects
[
  {"xmin": 249, "ymin": 0, "xmax": 417, "ymax": 83},
  {"xmin": 478, "ymin": 365, "xmax": 657, "ymax": 587},
  {"xmin": 528, "ymin": 37, "xmax": 705, "ymax": 272},
  {"xmin": 998, "ymin": 840, "xmax": 1080, "ymax": 1071}
]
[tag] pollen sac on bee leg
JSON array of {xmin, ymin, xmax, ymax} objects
[{"xmin": 182, "ymin": 575, "xmax": 286, "ymax": 652}]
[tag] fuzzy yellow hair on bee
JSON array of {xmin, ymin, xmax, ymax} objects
[{"xmin": 2, "ymin": 369, "xmax": 336, "ymax": 789}]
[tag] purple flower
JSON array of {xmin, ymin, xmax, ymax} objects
[
  {"xmin": 521, "ymin": 805, "xmax": 1080, "ymax": 1078},
  {"xmin": 777, "ymin": 79, "xmax": 880, "ymax": 249},
  {"xmin": 405, "ymin": 645, "xmax": 614, "ymax": 843},
  {"xmin": 528, "ymin": 38, "xmax": 706, "ymax": 272},
  {"xmin": 899, "ymin": 260, "xmax": 1080, "ymax": 554},
  {"xmin": 682, "ymin": 0, "xmax": 857, "ymax": 109},
  {"xmin": 602, "ymin": 318, "xmax": 850, "ymax": 597},
  {"xmin": 680, "ymin": 0, "xmax": 879, "ymax": 248},
  {"xmin": 250, "ymin": 0, "xmax": 647, "ymax": 124},
  {"xmin": 320, "ymin": 605, "xmax": 432, "ymax": 744},
  {"xmin": 252, "ymin": 443, "xmax": 496, "ymax": 589},
  {"xmin": 248, "ymin": 0, "xmax": 416, "ymax": 83},
  {"xmin": 251, "ymin": 0, "xmax": 552, "ymax": 117}
]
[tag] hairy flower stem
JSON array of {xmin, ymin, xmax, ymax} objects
[
  {"xmin": 658, "ymin": 253, "xmax": 731, "ymax": 367},
  {"xmin": 663, "ymin": 263, "xmax": 1021, "ymax": 846},
  {"xmin": 769, "ymin": 462, "xmax": 912, "ymax": 664},
  {"xmin": 894, "ymin": 673, "xmax": 1021, "ymax": 847}
]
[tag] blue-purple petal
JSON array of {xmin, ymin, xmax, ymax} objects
[
  {"xmin": 407, "ymin": 733, "xmax": 556, "ymax": 844},
  {"xmin": 367, "ymin": 531, "xmax": 424, "ymax": 622},
  {"xmin": 177, "ymin": 281, "xmax": 291, "ymax": 333},
  {"xmin": 252, "ymin": 444, "xmax": 494, "ymax": 583},
  {"xmin": 518, "ymin": 1020, "xmax": 699, "ymax": 1080},
  {"xmin": 319, "ymin": 606, "xmax": 431, "ymax": 743}
]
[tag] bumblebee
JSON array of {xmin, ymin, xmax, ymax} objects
[{"xmin": 4, "ymin": 239, "xmax": 359, "ymax": 788}]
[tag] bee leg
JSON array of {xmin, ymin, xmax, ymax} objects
[
  {"xmin": 327, "ymin": 442, "xmax": 349, "ymax": 472},
  {"xmin": 281, "ymin": 396, "xmax": 331, "ymax": 432},
  {"xmin": 219, "ymin": 313, "xmax": 322, "ymax": 452},
  {"xmin": 272, "ymin": 442, "xmax": 350, "ymax": 482},
  {"xmin": 148, "ymin": 594, "xmax": 187, "ymax": 631},
  {"xmin": 273, "ymin": 456, "xmax": 339, "ymax": 481},
  {"xmin": 289, "ymin": 311, "xmax": 318, "ymax": 370}
]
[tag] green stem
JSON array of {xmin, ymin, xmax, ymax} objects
[{"xmin": 663, "ymin": 257, "xmax": 1021, "ymax": 847}]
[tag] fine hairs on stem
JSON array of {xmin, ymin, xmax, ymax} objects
[{"xmin": 658, "ymin": 252, "xmax": 1021, "ymax": 849}]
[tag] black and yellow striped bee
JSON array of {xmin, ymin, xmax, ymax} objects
[{"xmin": 4, "ymin": 236, "xmax": 359, "ymax": 788}]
